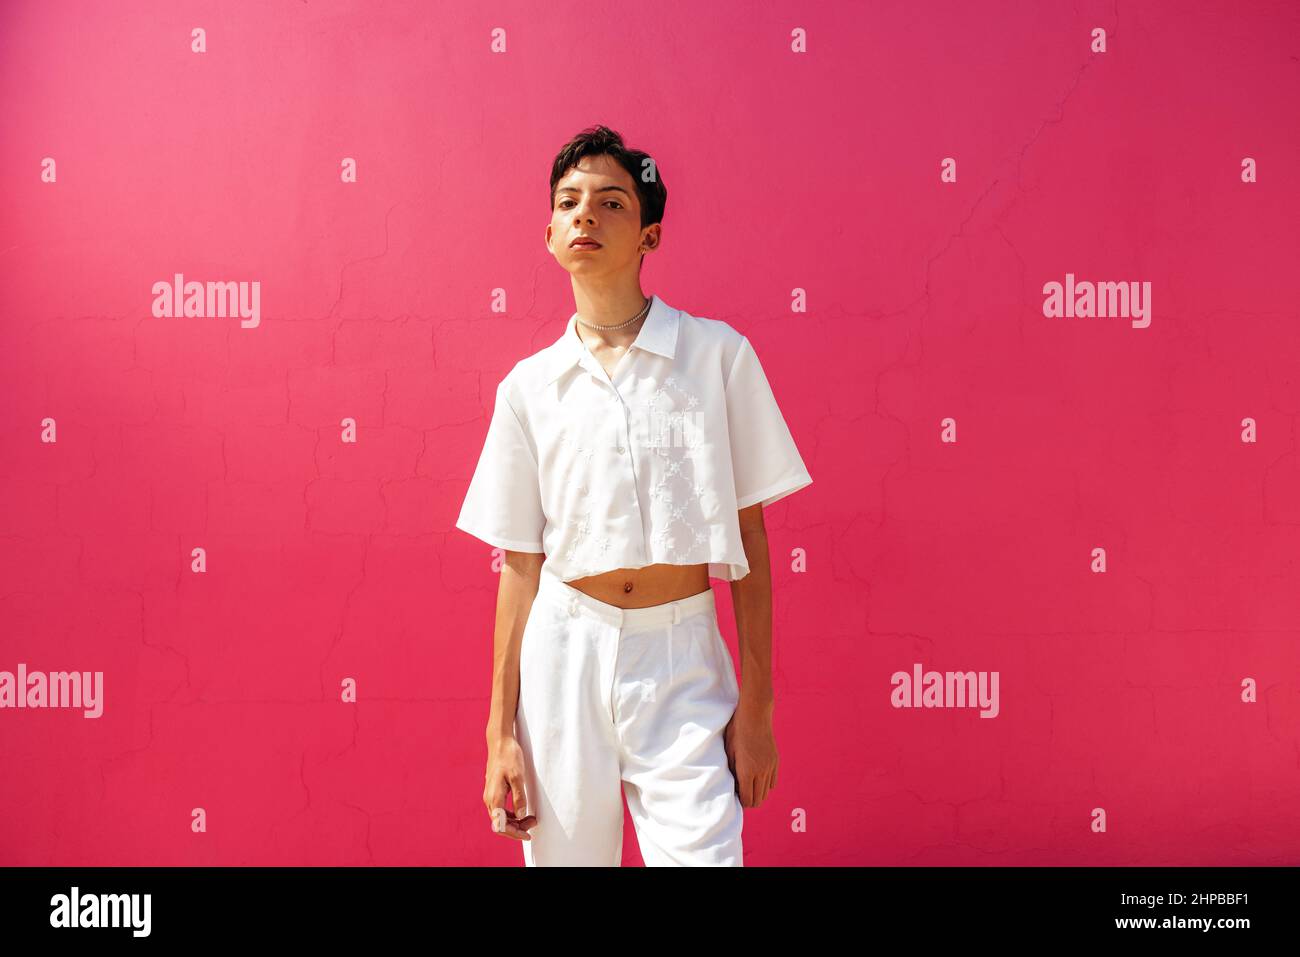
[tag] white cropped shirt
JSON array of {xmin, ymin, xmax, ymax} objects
[{"xmin": 455, "ymin": 294, "xmax": 812, "ymax": 582}]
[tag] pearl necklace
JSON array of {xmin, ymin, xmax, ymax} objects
[{"xmin": 575, "ymin": 296, "xmax": 652, "ymax": 332}]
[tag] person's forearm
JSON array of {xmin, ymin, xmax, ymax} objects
[
  {"xmin": 485, "ymin": 551, "xmax": 543, "ymax": 744},
  {"xmin": 730, "ymin": 508, "xmax": 774, "ymax": 716}
]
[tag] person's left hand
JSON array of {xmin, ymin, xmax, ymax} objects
[{"xmin": 723, "ymin": 701, "xmax": 778, "ymax": 808}]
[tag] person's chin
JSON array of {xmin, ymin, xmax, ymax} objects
[{"xmin": 566, "ymin": 258, "xmax": 609, "ymax": 273}]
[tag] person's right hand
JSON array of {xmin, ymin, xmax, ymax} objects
[{"xmin": 484, "ymin": 735, "xmax": 537, "ymax": 840}]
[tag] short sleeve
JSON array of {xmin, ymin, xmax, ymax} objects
[
  {"xmin": 725, "ymin": 336, "xmax": 813, "ymax": 509},
  {"xmin": 455, "ymin": 379, "xmax": 546, "ymax": 552}
]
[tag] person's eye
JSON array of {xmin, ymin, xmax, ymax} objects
[{"xmin": 606, "ymin": 201, "xmax": 623, "ymax": 209}]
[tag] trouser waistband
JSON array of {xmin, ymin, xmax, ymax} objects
[{"xmin": 536, "ymin": 575, "xmax": 716, "ymax": 631}]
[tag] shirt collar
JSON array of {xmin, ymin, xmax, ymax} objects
[{"xmin": 542, "ymin": 294, "xmax": 679, "ymax": 386}]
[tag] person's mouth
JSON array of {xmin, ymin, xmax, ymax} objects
[{"xmin": 570, "ymin": 237, "xmax": 602, "ymax": 250}]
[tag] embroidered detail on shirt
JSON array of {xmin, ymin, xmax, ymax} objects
[
  {"xmin": 553, "ymin": 364, "xmax": 719, "ymax": 574},
  {"xmin": 630, "ymin": 377, "xmax": 712, "ymax": 563}
]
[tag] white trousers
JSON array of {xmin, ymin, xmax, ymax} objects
[{"xmin": 514, "ymin": 574, "xmax": 744, "ymax": 866}]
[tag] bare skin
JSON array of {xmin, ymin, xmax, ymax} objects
[{"xmin": 481, "ymin": 151, "xmax": 780, "ymax": 844}]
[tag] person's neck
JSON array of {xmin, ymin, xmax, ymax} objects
[{"xmin": 571, "ymin": 282, "xmax": 649, "ymax": 347}]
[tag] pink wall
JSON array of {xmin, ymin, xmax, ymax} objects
[{"xmin": 1, "ymin": 0, "xmax": 1298, "ymax": 865}]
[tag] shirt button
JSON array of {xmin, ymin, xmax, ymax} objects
[{"xmin": 617, "ymin": 445, "xmax": 625, "ymax": 454}]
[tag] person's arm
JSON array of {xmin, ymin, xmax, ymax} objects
[
  {"xmin": 482, "ymin": 550, "xmax": 544, "ymax": 840},
  {"xmin": 726, "ymin": 502, "xmax": 780, "ymax": 808}
]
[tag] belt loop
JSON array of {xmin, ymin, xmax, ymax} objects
[
  {"xmin": 665, "ymin": 622, "xmax": 673, "ymax": 688},
  {"xmin": 666, "ymin": 603, "xmax": 681, "ymax": 687}
]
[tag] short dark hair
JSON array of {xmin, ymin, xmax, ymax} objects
[{"xmin": 549, "ymin": 125, "xmax": 667, "ymax": 229}]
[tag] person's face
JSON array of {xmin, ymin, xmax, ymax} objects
[{"xmin": 546, "ymin": 153, "xmax": 657, "ymax": 278}]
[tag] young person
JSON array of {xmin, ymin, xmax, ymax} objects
[{"xmin": 457, "ymin": 125, "xmax": 812, "ymax": 866}]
